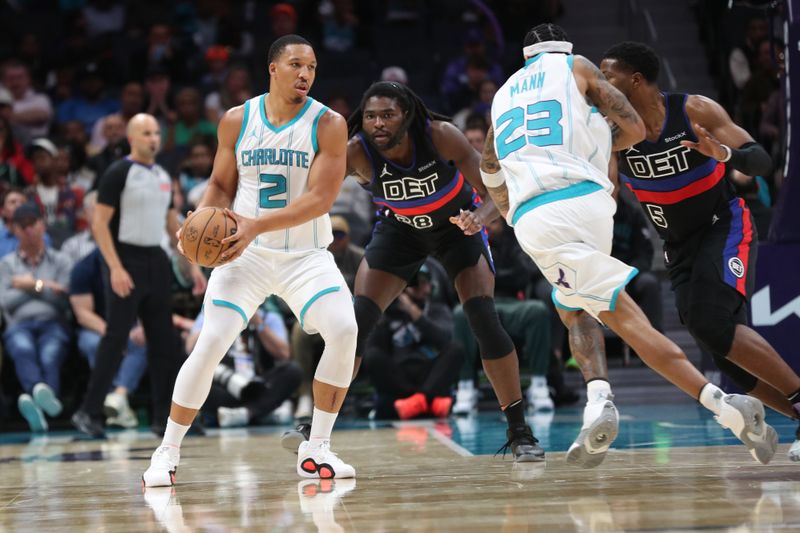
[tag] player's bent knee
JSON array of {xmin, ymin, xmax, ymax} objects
[
  {"xmin": 462, "ymin": 296, "xmax": 514, "ymax": 360},
  {"xmin": 354, "ymin": 295, "xmax": 382, "ymax": 357},
  {"xmin": 685, "ymin": 309, "xmax": 736, "ymax": 357}
]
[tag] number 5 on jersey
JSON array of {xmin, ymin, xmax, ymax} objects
[
  {"xmin": 495, "ymin": 100, "xmax": 564, "ymax": 159},
  {"xmin": 259, "ymin": 173, "xmax": 287, "ymax": 208},
  {"xmin": 645, "ymin": 204, "xmax": 668, "ymax": 228}
]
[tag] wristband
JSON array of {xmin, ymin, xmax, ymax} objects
[
  {"xmin": 480, "ymin": 168, "xmax": 506, "ymax": 187},
  {"xmin": 720, "ymin": 144, "xmax": 732, "ymax": 163}
]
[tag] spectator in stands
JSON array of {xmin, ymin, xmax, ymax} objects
[
  {"xmin": 144, "ymin": 66, "xmax": 176, "ymax": 130},
  {"xmin": 381, "ymin": 66, "xmax": 408, "ymax": 85},
  {"xmin": 60, "ymin": 190, "xmax": 98, "ymax": 267},
  {"xmin": 82, "ymin": 0, "xmax": 127, "ymax": 38},
  {"xmin": 56, "ymin": 63, "xmax": 120, "ymax": 135},
  {"xmin": 270, "ymin": 3, "xmax": 299, "ymax": 39},
  {"xmin": 729, "ymin": 16, "xmax": 770, "ymax": 91},
  {"xmin": 440, "ymin": 29, "xmax": 504, "ymax": 114},
  {"xmin": 0, "ymin": 113, "xmax": 34, "ymax": 192},
  {"xmin": 165, "ymin": 88, "xmax": 216, "ymax": 152},
  {"xmin": 739, "ymin": 39, "xmax": 784, "ymax": 141},
  {"xmin": 452, "ymin": 218, "xmax": 553, "ymax": 414},
  {"xmin": 610, "ymin": 192, "xmax": 662, "ymax": 332},
  {"xmin": 0, "ymin": 202, "xmax": 72, "ymax": 432},
  {"xmin": 201, "ymin": 45, "xmax": 231, "ymax": 95},
  {"xmin": 2, "ymin": 60, "xmax": 53, "ymax": 144},
  {"xmin": 88, "ymin": 114, "xmax": 129, "ymax": 178},
  {"xmin": 178, "ymin": 139, "xmax": 214, "ymax": 213},
  {"xmin": 463, "ymin": 123, "xmax": 486, "ymax": 153},
  {"xmin": 15, "ymin": 32, "xmax": 50, "ymax": 89},
  {"xmin": 130, "ymin": 23, "xmax": 191, "ymax": 84},
  {"xmin": 188, "ymin": 304, "xmax": 302, "ymax": 428},
  {"xmin": 365, "ymin": 264, "xmax": 463, "ymax": 420},
  {"xmin": 89, "ymin": 82, "xmax": 144, "ymax": 154},
  {"xmin": 204, "ymin": 64, "xmax": 252, "ymax": 123},
  {"xmin": 27, "ymin": 138, "xmax": 82, "ymax": 248},
  {"xmin": 57, "ymin": 140, "xmax": 96, "ymax": 195},
  {"xmin": 0, "ymin": 188, "xmax": 53, "ymax": 258},
  {"xmin": 291, "ymin": 216, "xmax": 364, "ymax": 419},
  {"xmin": 319, "ymin": 0, "xmax": 361, "ymax": 53},
  {"xmin": 70, "ymin": 246, "xmax": 146, "ymax": 428},
  {"xmin": 453, "ymin": 78, "xmax": 497, "ymax": 130}
]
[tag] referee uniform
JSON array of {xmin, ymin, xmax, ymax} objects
[{"xmin": 74, "ymin": 157, "xmax": 180, "ymax": 432}]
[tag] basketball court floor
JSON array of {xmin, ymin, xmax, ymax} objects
[{"xmin": 1, "ymin": 405, "xmax": 798, "ymax": 532}]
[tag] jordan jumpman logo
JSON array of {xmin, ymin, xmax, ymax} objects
[{"xmin": 555, "ymin": 268, "xmax": 571, "ymax": 289}]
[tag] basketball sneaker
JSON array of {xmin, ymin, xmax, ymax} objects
[
  {"xmin": 566, "ymin": 392, "xmax": 619, "ymax": 469},
  {"xmin": 715, "ymin": 394, "xmax": 778, "ymax": 464},
  {"xmin": 142, "ymin": 445, "xmax": 180, "ymax": 487},
  {"xmin": 18, "ymin": 394, "xmax": 47, "ymax": 432},
  {"xmin": 789, "ymin": 424, "xmax": 800, "ymax": 462},
  {"xmin": 497, "ymin": 424, "xmax": 545, "ymax": 462},
  {"xmin": 297, "ymin": 441, "xmax": 355, "ymax": 479},
  {"xmin": 526, "ymin": 377, "xmax": 554, "ymax": 412},
  {"xmin": 282, "ymin": 422, "xmax": 311, "ymax": 454},
  {"xmin": 430, "ymin": 396, "xmax": 453, "ymax": 418},
  {"xmin": 453, "ymin": 381, "xmax": 478, "ymax": 415},
  {"xmin": 32, "ymin": 383, "xmax": 62, "ymax": 417},
  {"xmin": 394, "ymin": 393, "xmax": 428, "ymax": 420},
  {"xmin": 218, "ymin": 406, "xmax": 249, "ymax": 428}
]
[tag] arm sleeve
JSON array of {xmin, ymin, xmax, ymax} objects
[
  {"xmin": 728, "ymin": 142, "xmax": 773, "ymax": 177},
  {"xmin": 96, "ymin": 161, "xmax": 129, "ymax": 210}
]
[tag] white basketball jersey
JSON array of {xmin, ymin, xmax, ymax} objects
[
  {"xmin": 490, "ymin": 53, "xmax": 614, "ymax": 223},
  {"xmin": 234, "ymin": 94, "xmax": 331, "ymax": 252}
]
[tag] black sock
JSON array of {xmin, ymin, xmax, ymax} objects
[{"xmin": 502, "ymin": 399, "xmax": 525, "ymax": 427}]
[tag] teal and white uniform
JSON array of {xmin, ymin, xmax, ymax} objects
[
  {"xmin": 204, "ymin": 94, "xmax": 352, "ymax": 337},
  {"xmin": 491, "ymin": 53, "xmax": 637, "ymax": 318}
]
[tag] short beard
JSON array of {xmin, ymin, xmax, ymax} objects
[
  {"xmin": 292, "ymin": 95, "xmax": 303, "ymax": 104},
  {"xmin": 367, "ymin": 121, "xmax": 410, "ymax": 152}
]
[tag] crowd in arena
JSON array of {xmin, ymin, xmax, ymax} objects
[{"xmin": 0, "ymin": 0, "xmax": 784, "ymax": 434}]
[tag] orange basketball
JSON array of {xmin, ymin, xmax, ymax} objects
[{"xmin": 180, "ymin": 207, "xmax": 237, "ymax": 267}]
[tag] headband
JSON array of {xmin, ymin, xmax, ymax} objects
[{"xmin": 522, "ymin": 41, "xmax": 574, "ymax": 58}]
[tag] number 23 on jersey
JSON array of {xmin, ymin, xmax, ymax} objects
[{"xmin": 495, "ymin": 100, "xmax": 564, "ymax": 159}]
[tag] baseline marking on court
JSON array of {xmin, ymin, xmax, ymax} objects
[{"xmin": 427, "ymin": 427, "xmax": 474, "ymax": 457}]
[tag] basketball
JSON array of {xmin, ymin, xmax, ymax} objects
[{"xmin": 180, "ymin": 207, "xmax": 237, "ymax": 267}]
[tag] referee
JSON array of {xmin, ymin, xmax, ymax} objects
[{"xmin": 72, "ymin": 113, "xmax": 206, "ymax": 438}]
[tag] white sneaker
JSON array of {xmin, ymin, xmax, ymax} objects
[
  {"xmin": 566, "ymin": 393, "xmax": 619, "ymax": 469},
  {"xmin": 142, "ymin": 445, "xmax": 180, "ymax": 487},
  {"xmin": 297, "ymin": 441, "xmax": 355, "ymax": 479},
  {"xmin": 32, "ymin": 383, "xmax": 62, "ymax": 417},
  {"xmin": 453, "ymin": 381, "xmax": 478, "ymax": 415},
  {"xmin": 18, "ymin": 394, "xmax": 47, "ymax": 432},
  {"xmin": 789, "ymin": 426, "xmax": 800, "ymax": 462},
  {"xmin": 295, "ymin": 394, "xmax": 313, "ymax": 420},
  {"xmin": 526, "ymin": 377, "xmax": 554, "ymax": 412},
  {"xmin": 218, "ymin": 406, "xmax": 249, "ymax": 428},
  {"xmin": 715, "ymin": 394, "xmax": 778, "ymax": 464},
  {"xmin": 104, "ymin": 393, "xmax": 137, "ymax": 428}
]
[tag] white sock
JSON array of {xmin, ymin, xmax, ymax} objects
[
  {"xmin": 309, "ymin": 407, "xmax": 338, "ymax": 448},
  {"xmin": 586, "ymin": 379, "xmax": 612, "ymax": 403},
  {"xmin": 699, "ymin": 383, "xmax": 724, "ymax": 416},
  {"xmin": 161, "ymin": 418, "xmax": 191, "ymax": 448}
]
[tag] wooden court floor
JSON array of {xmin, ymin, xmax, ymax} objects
[{"xmin": 1, "ymin": 424, "xmax": 799, "ymax": 532}]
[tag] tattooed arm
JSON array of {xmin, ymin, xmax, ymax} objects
[
  {"xmin": 480, "ymin": 125, "xmax": 511, "ymax": 219},
  {"xmin": 573, "ymin": 55, "xmax": 646, "ymax": 151}
]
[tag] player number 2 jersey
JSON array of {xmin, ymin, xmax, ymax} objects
[
  {"xmin": 234, "ymin": 93, "xmax": 331, "ymax": 252},
  {"xmin": 491, "ymin": 53, "xmax": 614, "ymax": 225}
]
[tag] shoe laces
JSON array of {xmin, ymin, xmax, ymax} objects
[
  {"xmin": 495, "ymin": 426, "xmax": 539, "ymax": 458},
  {"xmin": 152, "ymin": 446, "xmax": 178, "ymax": 466}
]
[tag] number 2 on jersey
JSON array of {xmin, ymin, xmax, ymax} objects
[
  {"xmin": 259, "ymin": 173, "xmax": 287, "ymax": 208},
  {"xmin": 495, "ymin": 100, "xmax": 564, "ymax": 159}
]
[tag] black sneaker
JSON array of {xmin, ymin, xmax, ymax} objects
[
  {"xmin": 71, "ymin": 410, "xmax": 106, "ymax": 439},
  {"xmin": 497, "ymin": 424, "xmax": 545, "ymax": 462},
  {"xmin": 281, "ymin": 422, "xmax": 311, "ymax": 454}
]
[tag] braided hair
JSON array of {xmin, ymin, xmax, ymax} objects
[
  {"xmin": 347, "ymin": 81, "xmax": 449, "ymax": 140},
  {"xmin": 523, "ymin": 23, "xmax": 570, "ymax": 47}
]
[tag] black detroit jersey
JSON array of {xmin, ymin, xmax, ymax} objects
[
  {"xmin": 618, "ymin": 93, "xmax": 735, "ymax": 243},
  {"xmin": 356, "ymin": 128, "xmax": 476, "ymax": 232}
]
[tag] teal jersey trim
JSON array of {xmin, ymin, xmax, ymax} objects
[
  {"xmin": 525, "ymin": 53, "xmax": 544, "ymax": 67},
  {"xmin": 551, "ymin": 288, "xmax": 582, "ymax": 312},
  {"xmin": 212, "ymin": 299, "xmax": 248, "ymax": 329},
  {"xmin": 311, "ymin": 106, "xmax": 329, "ymax": 153},
  {"xmin": 609, "ymin": 268, "xmax": 640, "ymax": 312},
  {"xmin": 566, "ymin": 54, "xmax": 574, "ymax": 70},
  {"xmin": 234, "ymin": 99, "xmax": 251, "ymax": 153},
  {"xmin": 511, "ymin": 181, "xmax": 603, "ymax": 225},
  {"xmin": 259, "ymin": 94, "xmax": 314, "ymax": 133},
  {"xmin": 299, "ymin": 286, "xmax": 341, "ymax": 329}
]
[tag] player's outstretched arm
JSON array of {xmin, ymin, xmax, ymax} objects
[
  {"xmin": 219, "ymin": 110, "xmax": 348, "ymax": 262},
  {"xmin": 431, "ymin": 121, "xmax": 500, "ymax": 235},
  {"xmin": 479, "ymin": 125, "xmax": 510, "ymax": 220},
  {"xmin": 682, "ymin": 95, "xmax": 772, "ymax": 176},
  {"xmin": 574, "ymin": 56, "xmax": 645, "ymax": 151}
]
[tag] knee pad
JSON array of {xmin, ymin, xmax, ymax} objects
[
  {"xmin": 354, "ymin": 295, "xmax": 383, "ymax": 358},
  {"xmin": 711, "ymin": 352, "xmax": 758, "ymax": 392},
  {"xmin": 685, "ymin": 305, "xmax": 737, "ymax": 357},
  {"xmin": 462, "ymin": 296, "xmax": 515, "ymax": 360},
  {"xmin": 314, "ymin": 314, "xmax": 357, "ymax": 388}
]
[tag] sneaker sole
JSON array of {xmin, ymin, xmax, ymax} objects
[
  {"xmin": 32, "ymin": 385, "xmax": 62, "ymax": 417},
  {"xmin": 19, "ymin": 397, "xmax": 47, "ymax": 432},
  {"xmin": 723, "ymin": 395, "xmax": 778, "ymax": 465},
  {"xmin": 142, "ymin": 468, "xmax": 177, "ymax": 488},
  {"xmin": 282, "ymin": 429, "xmax": 308, "ymax": 455},
  {"xmin": 566, "ymin": 403, "xmax": 618, "ymax": 469},
  {"xmin": 514, "ymin": 449, "xmax": 546, "ymax": 463}
]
